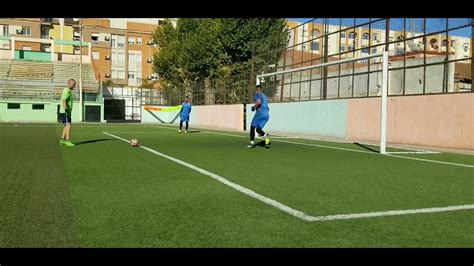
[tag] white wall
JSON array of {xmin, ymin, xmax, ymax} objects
[
  {"xmin": 0, "ymin": 49, "xmax": 12, "ymax": 60},
  {"xmin": 141, "ymin": 104, "xmax": 245, "ymax": 131}
]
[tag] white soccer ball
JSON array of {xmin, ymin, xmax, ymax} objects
[{"xmin": 130, "ymin": 138, "xmax": 140, "ymax": 147}]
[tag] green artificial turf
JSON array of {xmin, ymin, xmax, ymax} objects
[{"xmin": 1, "ymin": 123, "xmax": 473, "ymax": 247}]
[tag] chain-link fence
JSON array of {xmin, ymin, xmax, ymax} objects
[
  {"xmin": 254, "ymin": 18, "xmax": 472, "ymax": 102},
  {"xmin": 141, "ymin": 18, "xmax": 472, "ymax": 106}
]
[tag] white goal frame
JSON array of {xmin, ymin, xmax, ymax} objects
[{"xmin": 256, "ymin": 52, "xmax": 389, "ymax": 154}]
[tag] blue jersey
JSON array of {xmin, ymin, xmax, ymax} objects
[
  {"xmin": 181, "ymin": 102, "xmax": 192, "ymax": 117},
  {"xmin": 254, "ymin": 92, "xmax": 269, "ymax": 113}
]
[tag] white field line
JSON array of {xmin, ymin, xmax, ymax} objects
[
  {"xmin": 111, "ymin": 123, "xmax": 440, "ymax": 153},
  {"xmin": 3, "ymin": 123, "xmax": 470, "ymax": 167},
  {"xmin": 387, "ymin": 151, "xmax": 440, "ymax": 155},
  {"xmin": 386, "ymin": 154, "xmax": 474, "ymax": 168},
  {"xmin": 202, "ymin": 131, "xmax": 374, "ymax": 154},
  {"xmin": 103, "ymin": 131, "xmax": 309, "ymax": 221},
  {"xmin": 107, "ymin": 132, "xmax": 177, "ymax": 134},
  {"xmin": 201, "ymin": 131, "xmax": 474, "ymax": 168},
  {"xmin": 0, "ymin": 124, "xmax": 140, "ymax": 128},
  {"xmin": 103, "ymin": 131, "xmax": 474, "ymax": 222},
  {"xmin": 256, "ymin": 135, "xmax": 300, "ymax": 139},
  {"xmin": 305, "ymin": 204, "xmax": 474, "ymax": 222}
]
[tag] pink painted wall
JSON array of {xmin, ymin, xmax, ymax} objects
[
  {"xmin": 347, "ymin": 93, "xmax": 474, "ymax": 150},
  {"xmin": 192, "ymin": 104, "xmax": 244, "ymax": 131}
]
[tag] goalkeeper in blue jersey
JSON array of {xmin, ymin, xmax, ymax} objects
[
  {"xmin": 248, "ymin": 85, "xmax": 271, "ymax": 148},
  {"xmin": 178, "ymin": 96, "xmax": 192, "ymax": 133}
]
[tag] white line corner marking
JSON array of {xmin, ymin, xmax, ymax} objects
[{"xmin": 103, "ymin": 132, "xmax": 474, "ymax": 222}]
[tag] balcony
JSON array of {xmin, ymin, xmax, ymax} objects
[
  {"xmin": 64, "ymin": 18, "xmax": 80, "ymax": 25},
  {"xmin": 41, "ymin": 18, "xmax": 59, "ymax": 24}
]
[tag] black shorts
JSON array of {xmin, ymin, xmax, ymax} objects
[{"xmin": 59, "ymin": 113, "xmax": 72, "ymax": 124}]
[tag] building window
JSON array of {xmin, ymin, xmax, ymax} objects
[
  {"xmin": 362, "ymin": 33, "xmax": 369, "ymax": 40},
  {"xmin": 112, "ymin": 34, "xmax": 125, "ymax": 48},
  {"xmin": 441, "ymin": 39, "xmax": 448, "ymax": 47},
  {"xmin": 91, "ymin": 33, "xmax": 99, "ymax": 43},
  {"xmin": 117, "ymin": 70, "xmax": 125, "ymax": 79},
  {"xmin": 128, "ymin": 36, "xmax": 135, "ymax": 45},
  {"xmin": 118, "ymin": 36, "xmax": 125, "ymax": 48},
  {"xmin": 362, "ymin": 46, "xmax": 369, "ymax": 53},
  {"xmin": 312, "ymin": 29, "xmax": 320, "ymax": 39},
  {"xmin": 463, "ymin": 43, "xmax": 469, "ymax": 52},
  {"xmin": 348, "ymin": 45, "xmax": 354, "ymax": 51},
  {"xmin": 2, "ymin": 25, "xmax": 8, "ymax": 36},
  {"xmin": 41, "ymin": 27, "xmax": 50, "ymax": 39},
  {"xmin": 396, "ymin": 48, "xmax": 405, "ymax": 55},
  {"xmin": 373, "ymin": 33, "xmax": 378, "ymax": 41},
  {"xmin": 74, "ymin": 47, "xmax": 81, "ymax": 55},
  {"xmin": 311, "ymin": 42, "xmax": 319, "ymax": 51},
  {"xmin": 128, "ymin": 50, "xmax": 142, "ymax": 85},
  {"xmin": 450, "ymin": 40, "xmax": 455, "ymax": 48},
  {"xmin": 41, "ymin": 44, "xmax": 51, "ymax": 52},
  {"xmin": 92, "ymin": 51, "xmax": 99, "ymax": 60},
  {"xmin": 300, "ymin": 24, "xmax": 308, "ymax": 46},
  {"xmin": 371, "ymin": 48, "xmax": 377, "ymax": 54},
  {"xmin": 340, "ymin": 44, "xmax": 345, "ymax": 52},
  {"xmin": 22, "ymin": 26, "xmax": 31, "ymax": 36},
  {"xmin": 7, "ymin": 103, "xmax": 20, "ymax": 109},
  {"xmin": 137, "ymin": 37, "xmax": 142, "ymax": 45},
  {"xmin": 340, "ymin": 32, "xmax": 345, "ymax": 39},
  {"xmin": 310, "ymin": 29, "xmax": 320, "ymax": 52},
  {"xmin": 349, "ymin": 32, "xmax": 356, "ymax": 39},
  {"xmin": 32, "ymin": 104, "xmax": 44, "ymax": 110},
  {"xmin": 73, "ymin": 30, "xmax": 80, "ymax": 41},
  {"xmin": 430, "ymin": 39, "xmax": 438, "ymax": 49},
  {"xmin": 111, "ymin": 50, "xmax": 126, "ymax": 79}
]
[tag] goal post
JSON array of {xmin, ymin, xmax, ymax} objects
[{"xmin": 256, "ymin": 51, "xmax": 389, "ymax": 154}]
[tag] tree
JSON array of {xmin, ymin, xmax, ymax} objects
[{"xmin": 152, "ymin": 18, "xmax": 289, "ymax": 104}]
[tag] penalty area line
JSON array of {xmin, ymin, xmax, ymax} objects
[{"xmin": 103, "ymin": 131, "xmax": 474, "ymax": 222}]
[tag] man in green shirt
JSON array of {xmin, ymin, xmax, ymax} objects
[{"xmin": 59, "ymin": 79, "xmax": 76, "ymax": 147}]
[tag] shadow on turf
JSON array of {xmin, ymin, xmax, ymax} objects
[
  {"xmin": 353, "ymin": 142, "xmax": 379, "ymax": 153},
  {"xmin": 74, "ymin": 139, "xmax": 118, "ymax": 146},
  {"xmin": 254, "ymin": 140, "xmax": 270, "ymax": 149}
]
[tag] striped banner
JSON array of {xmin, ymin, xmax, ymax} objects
[{"xmin": 144, "ymin": 105, "xmax": 181, "ymax": 112}]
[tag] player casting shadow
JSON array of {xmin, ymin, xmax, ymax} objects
[
  {"xmin": 255, "ymin": 140, "xmax": 270, "ymax": 149},
  {"xmin": 74, "ymin": 139, "xmax": 118, "ymax": 146},
  {"xmin": 353, "ymin": 142, "xmax": 379, "ymax": 153},
  {"xmin": 185, "ymin": 130, "xmax": 200, "ymax": 133}
]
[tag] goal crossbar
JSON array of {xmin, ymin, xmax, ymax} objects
[
  {"xmin": 256, "ymin": 52, "xmax": 389, "ymax": 155},
  {"xmin": 256, "ymin": 52, "xmax": 383, "ymax": 80}
]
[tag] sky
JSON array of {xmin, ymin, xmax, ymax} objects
[{"xmin": 286, "ymin": 18, "xmax": 471, "ymax": 37}]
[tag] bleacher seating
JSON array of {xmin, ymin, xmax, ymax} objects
[
  {"xmin": 9, "ymin": 61, "xmax": 53, "ymax": 81},
  {"xmin": 0, "ymin": 59, "xmax": 98, "ymax": 100},
  {"xmin": 53, "ymin": 62, "xmax": 96, "ymax": 86},
  {"xmin": 0, "ymin": 60, "xmax": 11, "ymax": 79}
]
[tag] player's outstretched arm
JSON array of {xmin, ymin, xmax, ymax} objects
[{"xmin": 254, "ymin": 99, "xmax": 261, "ymax": 110}]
